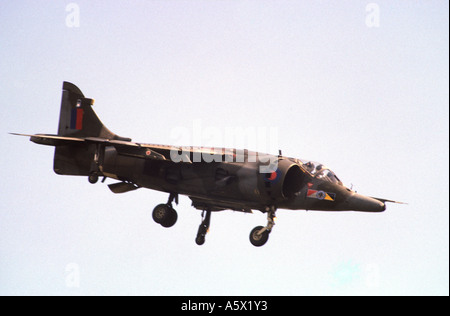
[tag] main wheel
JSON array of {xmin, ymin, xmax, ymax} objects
[
  {"xmin": 152, "ymin": 204, "xmax": 177, "ymax": 228},
  {"xmin": 161, "ymin": 208, "xmax": 177, "ymax": 228},
  {"xmin": 249, "ymin": 226, "xmax": 270, "ymax": 247}
]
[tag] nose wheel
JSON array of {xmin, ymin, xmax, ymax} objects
[
  {"xmin": 249, "ymin": 226, "xmax": 270, "ymax": 247},
  {"xmin": 249, "ymin": 206, "xmax": 276, "ymax": 247}
]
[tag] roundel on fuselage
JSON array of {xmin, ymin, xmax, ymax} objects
[{"xmin": 264, "ymin": 168, "xmax": 281, "ymax": 183}]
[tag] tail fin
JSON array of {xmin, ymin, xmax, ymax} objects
[
  {"xmin": 58, "ymin": 81, "xmax": 130, "ymax": 141},
  {"xmin": 54, "ymin": 82, "xmax": 130, "ymax": 177}
]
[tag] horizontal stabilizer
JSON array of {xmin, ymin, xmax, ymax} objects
[
  {"xmin": 10, "ymin": 133, "xmax": 84, "ymax": 146},
  {"xmin": 108, "ymin": 182, "xmax": 139, "ymax": 194},
  {"xmin": 10, "ymin": 133, "xmax": 167, "ymax": 161}
]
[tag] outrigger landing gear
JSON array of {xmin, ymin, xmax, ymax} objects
[
  {"xmin": 249, "ymin": 206, "xmax": 276, "ymax": 247},
  {"xmin": 195, "ymin": 210, "xmax": 211, "ymax": 246},
  {"xmin": 152, "ymin": 193, "xmax": 178, "ymax": 228},
  {"xmin": 88, "ymin": 143, "xmax": 102, "ymax": 184},
  {"xmin": 88, "ymin": 172, "xmax": 99, "ymax": 184}
]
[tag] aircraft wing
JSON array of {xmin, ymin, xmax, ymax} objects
[{"xmin": 11, "ymin": 133, "xmax": 236, "ymax": 164}]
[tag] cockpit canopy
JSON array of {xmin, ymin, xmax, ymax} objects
[{"xmin": 296, "ymin": 159, "xmax": 344, "ymax": 186}]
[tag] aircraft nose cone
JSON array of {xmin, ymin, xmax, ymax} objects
[{"xmin": 347, "ymin": 193, "xmax": 386, "ymax": 212}]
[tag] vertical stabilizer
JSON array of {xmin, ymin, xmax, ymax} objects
[
  {"xmin": 54, "ymin": 82, "xmax": 130, "ymax": 176},
  {"xmin": 58, "ymin": 82, "xmax": 127, "ymax": 140}
]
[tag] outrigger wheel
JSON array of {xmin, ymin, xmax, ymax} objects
[
  {"xmin": 88, "ymin": 172, "xmax": 99, "ymax": 184},
  {"xmin": 195, "ymin": 210, "xmax": 211, "ymax": 246}
]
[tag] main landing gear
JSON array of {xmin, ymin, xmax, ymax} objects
[
  {"xmin": 151, "ymin": 194, "xmax": 213, "ymax": 246},
  {"xmin": 151, "ymin": 195, "xmax": 276, "ymax": 247},
  {"xmin": 249, "ymin": 206, "xmax": 276, "ymax": 247},
  {"xmin": 152, "ymin": 193, "xmax": 178, "ymax": 228}
]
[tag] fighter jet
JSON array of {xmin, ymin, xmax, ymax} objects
[{"xmin": 11, "ymin": 82, "xmax": 404, "ymax": 246}]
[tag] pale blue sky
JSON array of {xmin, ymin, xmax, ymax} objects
[{"xmin": 1, "ymin": 1, "xmax": 448, "ymax": 295}]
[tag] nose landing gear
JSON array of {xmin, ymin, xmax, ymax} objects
[{"xmin": 249, "ymin": 206, "xmax": 276, "ymax": 247}]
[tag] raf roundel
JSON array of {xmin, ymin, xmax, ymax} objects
[
  {"xmin": 268, "ymin": 171, "xmax": 277, "ymax": 181},
  {"xmin": 264, "ymin": 168, "xmax": 281, "ymax": 183}
]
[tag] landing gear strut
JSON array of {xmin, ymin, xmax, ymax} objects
[
  {"xmin": 195, "ymin": 210, "xmax": 211, "ymax": 246},
  {"xmin": 249, "ymin": 206, "xmax": 276, "ymax": 247},
  {"xmin": 152, "ymin": 193, "xmax": 178, "ymax": 228}
]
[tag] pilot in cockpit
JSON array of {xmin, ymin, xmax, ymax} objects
[
  {"xmin": 303, "ymin": 161, "xmax": 315, "ymax": 173},
  {"xmin": 315, "ymin": 164, "xmax": 324, "ymax": 174}
]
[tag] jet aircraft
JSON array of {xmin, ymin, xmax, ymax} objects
[{"xmin": 12, "ymin": 82, "xmax": 403, "ymax": 246}]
